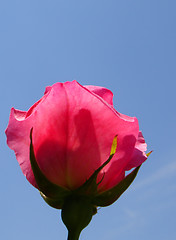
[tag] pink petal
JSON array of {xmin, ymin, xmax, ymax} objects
[
  {"xmin": 5, "ymin": 108, "xmax": 37, "ymax": 188},
  {"xmin": 85, "ymin": 85, "xmax": 114, "ymax": 106},
  {"xmin": 125, "ymin": 131, "xmax": 147, "ymax": 171}
]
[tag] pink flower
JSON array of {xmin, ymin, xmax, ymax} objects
[{"xmin": 5, "ymin": 80, "xmax": 147, "ymax": 194}]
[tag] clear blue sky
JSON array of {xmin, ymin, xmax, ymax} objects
[{"xmin": 1, "ymin": 1, "xmax": 176, "ymax": 239}]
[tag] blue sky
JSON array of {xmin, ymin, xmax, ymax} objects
[{"xmin": 1, "ymin": 1, "xmax": 176, "ymax": 239}]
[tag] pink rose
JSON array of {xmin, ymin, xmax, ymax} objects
[{"xmin": 5, "ymin": 80, "xmax": 147, "ymax": 195}]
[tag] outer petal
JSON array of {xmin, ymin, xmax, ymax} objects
[
  {"xmin": 6, "ymin": 108, "xmax": 37, "ymax": 187},
  {"xmin": 6, "ymin": 80, "xmax": 140, "ymax": 191},
  {"xmin": 5, "ymin": 90, "xmax": 51, "ymax": 188},
  {"xmin": 85, "ymin": 85, "xmax": 113, "ymax": 106},
  {"xmin": 125, "ymin": 131, "xmax": 147, "ymax": 171},
  {"xmin": 98, "ymin": 131, "xmax": 147, "ymax": 191}
]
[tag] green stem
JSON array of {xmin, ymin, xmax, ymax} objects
[
  {"xmin": 67, "ymin": 230, "xmax": 80, "ymax": 240},
  {"xmin": 61, "ymin": 196, "xmax": 95, "ymax": 240}
]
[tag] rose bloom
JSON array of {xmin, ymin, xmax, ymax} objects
[{"xmin": 5, "ymin": 81, "xmax": 147, "ymax": 194}]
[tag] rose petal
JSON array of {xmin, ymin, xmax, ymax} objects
[
  {"xmin": 5, "ymin": 108, "xmax": 37, "ymax": 188},
  {"xmin": 125, "ymin": 131, "xmax": 147, "ymax": 171},
  {"xmin": 85, "ymin": 85, "xmax": 113, "ymax": 106}
]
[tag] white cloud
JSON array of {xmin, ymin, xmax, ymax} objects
[{"xmin": 133, "ymin": 160, "xmax": 176, "ymax": 190}]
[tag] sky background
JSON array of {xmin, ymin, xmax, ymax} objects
[{"xmin": 1, "ymin": 1, "xmax": 176, "ymax": 239}]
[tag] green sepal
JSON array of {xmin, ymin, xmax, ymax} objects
[
  {"xmin": 92, "ymin": 165, "xmax": 141, "ymax": 207},
  {"xmin": 146, "ymin": 151, "xmax": 153, "ymax": 157},
  {"xmin": 40, "ymin": 192, "xmax": 65, "ymax": 209},
  {"xmin": 75, "ymin": 136, "xmax": 118, "ymax": 197},
  {"xmin": 30, "ymin": 128, "xmax": 70, "ymax": 205}
]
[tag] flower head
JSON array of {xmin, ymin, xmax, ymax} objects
[
  {"xmin": 6, "ymin": 81, "xmax": 147, "ymax": 195},
  {"xmin": 6, "ymin": 80, "xmax": 149, "ymax": 239}
]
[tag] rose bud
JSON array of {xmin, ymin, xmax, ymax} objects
[{"xmin": 5, "ymin": 81, "xmax": 149, "ymax": 239}]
